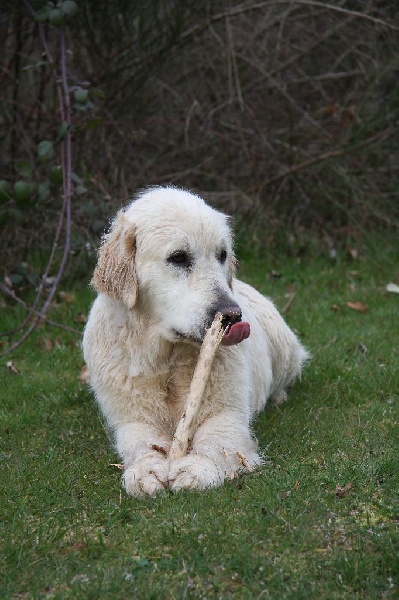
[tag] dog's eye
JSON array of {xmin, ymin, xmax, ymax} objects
[
  {"xmin": 167, "ymin": 250, "xmax": 192, "ymax": 268},
  {"xmin": 219, "ymin": 249, "xmax": 227, "ymax": 264}
]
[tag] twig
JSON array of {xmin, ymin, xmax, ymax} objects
[
  {"xmin": 236, "ymin": 451, "xmax": 254, "ymax": 472},
  {"xmin": 179, "ymin": 0, "xmax": 398, "ymax": 46},
  {"xmin": 282, "ymin": 291, "xmax": 296, "ymax": 314},
  {"xmin": 262, "ymin": 127, "xmax": 395, "ymax": 188},
  {"xmin": 0, "ymin": 284, "xmax": 81, "ymax": 336},
  {"xmin": 169, "ymin": 313, "xmax": 225, "ymax": 460},
  {"xmin": 2, "ymin": 2, "xmax": 75, "ymax": 355}
]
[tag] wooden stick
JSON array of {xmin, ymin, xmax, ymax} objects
[{"xmin": 169, "ymin": 312, "xmax": 225, "ymax": 460}]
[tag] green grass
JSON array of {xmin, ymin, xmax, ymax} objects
[{"xmin": 1, "ymin": 234, "xmax": 398, "ymax": 599}]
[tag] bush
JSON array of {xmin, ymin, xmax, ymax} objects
[{"xmin": 0, "ymin": 0, "xmax": 398, "ymax": 270}]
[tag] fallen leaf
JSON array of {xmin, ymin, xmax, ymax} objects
[
  {"xmin": 348, "ymin": 248, "xmax": 358, "ymax": 260},
  {"xmin": 6, "ymin": 361, "xmax": 20, "ymax": 375},
  {"xmin": 42, "ymin": 276, "xmax": 56, "ymax": 288},
  {"xmin": 270, "ymin": 270, "xmax": 282, "ymax": 279},
  {"xmin": 386, "ymin": 282, "xmax": 399, "ymax": 294},
  {"xmin": 335, "ymin": 482, "xmax": 352, "ymax": 498},
  {"xmin": 331, "ymin": 304, "xmax": 339, "ymax": 312},
  {"xmin": 346, "ymin": 301, "xmax": 368, "ymax": 313},
  {"xmin": 79, "ymin": 364, "xmax": 90, "ymax": 384},
  {"xmin": 4, "ymin": 275, "xmax": 13, "ymax": 288},
  {"xmin": 44, "ymin": 338, "xmax": 54, "ymax": 351},
  {"xmin": 73, "ymin": 313, "xmax": 87, "ymax": 324},
  {"xmin": 69, "ymin": 541, "xmax": 87, "ymax": 552},
  {"xmin": 59, "ymin": 291, "xmax": 75, "ymax": 304},
  {"xmin": 109, "ymin": 463, "xmax": 124, "ymax": 470}
]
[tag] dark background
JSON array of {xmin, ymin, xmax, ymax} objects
[{"xmin": 1, "ymin": 0, "xmax": 398, "ymax": 272}]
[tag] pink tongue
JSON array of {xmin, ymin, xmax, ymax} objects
[{"xmin": 221, "ymin": 321, "xmax": 250, "ymax": 346}]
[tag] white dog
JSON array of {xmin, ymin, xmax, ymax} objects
[{"xmin": 82, "ymin": 186, "xmax": 308, "ymax": 496}]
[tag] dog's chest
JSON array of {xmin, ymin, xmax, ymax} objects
[{"xmin": 163, "ymin": 359, "xmax": 196, "ymax": 423}]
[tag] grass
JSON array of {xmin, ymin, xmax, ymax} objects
[{"xmin": 1, "ymin": 233, "xmax": 398, "ymax": 599}]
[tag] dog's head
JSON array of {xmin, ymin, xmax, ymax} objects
[{"xmin": 92, "ymin": 186, "xmax": 249, "ymax": 345}]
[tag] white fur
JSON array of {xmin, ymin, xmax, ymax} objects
[{"xmin": 82, "ymin": 186, "xmax": 308, "ymax": 496}]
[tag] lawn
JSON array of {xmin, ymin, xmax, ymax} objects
[{"xmin": 1, "ymin": 233, "xmax": 398, "ymax": 599}]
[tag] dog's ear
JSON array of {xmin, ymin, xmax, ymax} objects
[{"xmin": 91, "ymin": 211, "xmax": 137, "ymax": 309}]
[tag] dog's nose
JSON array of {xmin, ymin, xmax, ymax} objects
[{"xmin": 214, "ymin": 302, "xmax": 242, "ymax": 328}]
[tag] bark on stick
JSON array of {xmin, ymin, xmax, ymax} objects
[{"xmin": 169, "ymin": 312, "xmax": 225, "ymax": 460}]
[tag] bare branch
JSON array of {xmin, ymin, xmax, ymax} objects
[
  {"xmin": 2, "ymin": 3, "xmax": 76, "ymax": 355},
  {"xmin": 261, "ymin": 127, "xmax": 396, "ymax": 188},
  {"xmin": 0, "ymin": 284, "xmax": 81, "ymax": 337},
  {"xmin": 180, "ymin": 0, "xmax": 398, "ymax": 45}
]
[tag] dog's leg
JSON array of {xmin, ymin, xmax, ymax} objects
[
  {"xmin": 168, "ymin": 412, "xmax": 262, "ymax": 491},
  {"xmin": 115, "ymin": 422, "xmax": 171, "ymax": 497}
]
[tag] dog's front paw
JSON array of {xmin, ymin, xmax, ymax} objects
[
  {"xmin": 123, "ymin": 456, "xmax": 169, "ymax": 497},
  {"xmin": 168, "ymin": 454, "xmax": 225, "ymax": 492}
]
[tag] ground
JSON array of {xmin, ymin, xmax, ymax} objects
[{"xmin": 1, "ymin": 233, "xmax": 398, "ymax": 598}]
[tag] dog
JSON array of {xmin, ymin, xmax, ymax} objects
[{"xmin": 82, "ymin": 186, "xmax": 308, "ymax": 496}]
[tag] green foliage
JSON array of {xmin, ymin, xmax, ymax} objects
[
  {"xmin": 34, "ymin": 1, "xmax": 78, "ymax": 25},
  {"xmin": 0, "ymin": 236, "xmax": 398, "ymax": 598},
  {"xmin": 0, "ymin": 180, "xmax": 11, "ymax": 203},
  {"xmin": 14, "ymin": 180, "xmax": 35, "ymax": 205},
  {"xmin": 0, "ymin": 0, "xmax": 99, "ymax": 276},
  {"xmin": 37, "ymin": 140, "xmax": 54, "ymax": 163},
  {"xmin": 1, "ymin": 0, "xmax": 398, "ymax": 274}
]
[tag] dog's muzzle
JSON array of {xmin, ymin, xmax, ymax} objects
[{"xmin": 213, "ymin": 302, "xmax": 250, "ymax": 346}]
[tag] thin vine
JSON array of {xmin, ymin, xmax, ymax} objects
[{"xmin": 0, "ymin": 0, "xmax": 80, "ymax": 355}]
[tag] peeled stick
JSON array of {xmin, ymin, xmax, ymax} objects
[{"xmin": 168, "ymin": 312, "xmax": 225, "ymax": 460}]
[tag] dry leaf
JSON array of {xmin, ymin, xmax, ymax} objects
[
  {"xmin": 270, "ymin": 270, "xmax": 282, "ymax": 279},
  {"xmin": 79, "ymin": 364, "xmax": 90, "ymax": 384},
  {"xmin": 4, "ymin": 275, "xmax": 13, "ymax": 288},
  {"xmin": 346, "ymin": 301, "xmax": 368, "ymax": 313},
  {"xmin": 6, "ymin": 361, "xmax": 20, "ymax": 375},
  {"xmin": 331, "ymin": 304, "xmax": 339, "ymax": 312},
  {"xmin": 386, "ymin": 282, "xmax": 399, "ymax": 294},
  {"xmin": 69, "ymin": 541, "xmax": 87, "ymax": 552},
  {"xmin": 348, "ymin": 248, "xmax": 358, "ymax": 260},
  {"xmin": 44, "ymin": 338, "xmax": 54, "ymax": 351},
  {"xmin": 73, "ymin": 313, "xmax": 87, "ymax": 324},
  {"xmin": 335, "ymin": 482, "xmax": 352, "ymax": 498},
  {"xmin": 109, "ymin": 463, "xmax": 124, "ymax": 470},
  {"xmin": 59, "ymin": 291, "xmax": 75, "ymax": 304}
]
